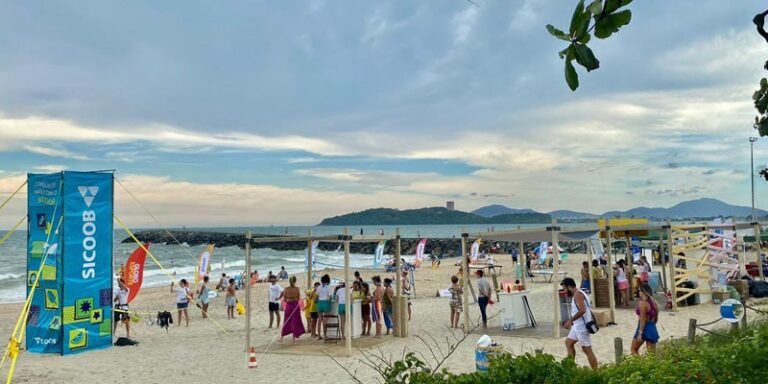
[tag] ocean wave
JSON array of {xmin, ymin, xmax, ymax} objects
[{"xmin": 0, "ymin": 273, "xmax": 24, "ymax": 281}]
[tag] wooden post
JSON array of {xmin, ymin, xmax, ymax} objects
[
  {"xmin": 659, "ymin": 231, "xmax": 667, "ymax": 291},
  {"xmin": 667, "ymin": 221, "xmax": 678, "ymax": 311},
  {"xmin": 306, "ymin": 229, "xmax": 313, "ymax": 291},
  {"xmin": 552, "ymin": 219, "xmax": 561, "ymax": 339},
  {"xmin": 587, "ymin": 240, "xmax": 595, "ymax": 305},
  {"xmin": 343, "ymin": 227, "xmax": 352, "ymax": 356},
  {"xmin": 245, "ymin": 231, "xmax": 252, "ymax": 365},
  {"xmin": 754, "ymin": 223, "xmax": 764, "ymax": 281},
  {"xmin": 740, "ymin": 299, "xmax": 747, "ymax": 329},
  {"xmin": 625, "ymin": 235, "xmax": 634, "ymax": 299},
  {"xmin": 394, "ymin": 228, "xmax": 402, "ymax": 337},
  {"xmin": 519, "ymin": 241, "xmax": 526, "ymax": 288},
  {"xmin": 614, "ymin": 337, "xmax": 623, "ymax": 364},
  {"xmin": 687, "ymin": 318, "xmax": 697, "ymax": 345},
  {"xmin": 606, "ymin": 227, "xmax": 616, "ymax": 323},
  {"xmin": 461, "ymin": 232, "xmax": 470, "ymax": 333}
]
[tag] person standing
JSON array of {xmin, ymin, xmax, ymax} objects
[
  {"xmin": 638, "ymin": 256, "xmax": 651, "ymax": 284},
  {"xmin": 197, "ymin": 275, "xmax": 211, "ymax": 318},
  {"xmin": 171, "ymin": 279, "xmax": 191, "ymax": 327},
  {"xmin": 631, "ymin": 284, "xmax": 660, "ymax": 355},
  {"xmin": 113, "ymin": 278, "xmax": 131, "ymax": 338},
  {"xmin": 268, "ymin": 275, "xmax": 284, "ymax": 328},
  {"xmin": 561, "ymin": 277, "xmax": 598, "ymax": 370},
  {"xmin": 305, "ymin": 282, "xmax": 320, "ymax": 338},
  {"xmin": 475, "ymin": 270, "xmax": 491, "ymax": 328},
  {"xmin": 614, "ymin": 260, "xmax": 630, "ymax": 307},
  {"xmin": 371, "ymin": 276, "xmax": 384, "ymax": 337},
  {"xmin": 580, "ymin": 261, "xmax": 591, "ymax": 292},
  {"xmin": 401, "ymin": 270, "xmax": 412, "ymax": 321},
  {"xmin": 281, "ymin": 276, "xmax": 305, "ymax": 341},
  {"xmin": 315, "ymin": 274, "xmax": 332, "ymax": 339},
  {"xmin": 217, "ymin": 272, "xmax": 229, "ymax": 292},
  {"xmin": 226, "ymin": 278, "xmax": 236, "ymax": 319},
  {"xmin": 448, "ymin": 275, "xmax": 463, "ymax": 329},
  {"xmin": 360, "ymin": 282, "xmax": 372, "ymax": 336},
  {"xmin": 383, "ymin": 278, "xmax": 395, "ymax": 335},
  {"xmin": 335, "ymin": 283, "xmax": 347, "ymax": 339}
]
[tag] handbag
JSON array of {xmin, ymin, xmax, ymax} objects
[{"xmin": 576, "ymin": 291, "xmax": 599, "ymax": 334}]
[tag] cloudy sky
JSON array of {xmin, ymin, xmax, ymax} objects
[{"xmin": 0, "ymin": 0, "xmax": 767, "ymax": 227}]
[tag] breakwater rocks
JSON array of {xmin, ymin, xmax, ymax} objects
[{"xmin": 123, "ymin": 230, "xmax": 589, "ymax": 257}]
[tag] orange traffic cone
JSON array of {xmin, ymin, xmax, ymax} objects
[{"xmin": 248, "ymin": 347, "xmax": 258, "ymax": 369}]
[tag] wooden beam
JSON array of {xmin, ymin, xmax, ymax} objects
[
  {"xmin": 344, "ymin": 227, "xmax": 352, "ymax": 356},
  {"xmin": 667, "ymin": 220, "xmax": 677, "ymax": 311},
  {"xmin": 552, "ymin": 219, "xmax": 561, "ymax": 339},
  {"xmin": 394, "ymin": 228, "xmax": 402, "ymax": 338},
  {"xmin": 461, "ymin": 232, "xmax": 470, "ymax": 333},
  {"xmin": 606, "ymin": 227, "xmax": 616, "ymax": 323}
]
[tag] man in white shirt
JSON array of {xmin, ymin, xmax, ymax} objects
[
  {"xmin": 113, "ymin": 278, "xmax": 131, "ymax": 338},
  {"xmin": 268, "ymin": 275, "xmax": 284, "ymax": 328},
  {"xmin": 561, "ymin": 277, "xmax": 598, "ymax": 369}
]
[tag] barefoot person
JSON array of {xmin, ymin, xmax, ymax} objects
[
  {"xmin": 268, "ymin": 275, "xmax": 284, "ymax": 328},
  {"xmin": 475, "ymin": 270, "xmax": 491, "ymax": 328},
  {"xmin": 383, "ymin": 278, "xmax": 395, "ymax": 335},
  {"xmin": 401, "ymin": 270, "xmax": 412, "ymax": 321},
  {"xmin": 197, "ymin": 275, "xmax": 211, "ymax": 319},
  {"xmin": 361, "ymin": 282, "xmax": 372, "ymax": 336},
  {"xmin": 171, "ymin": 279, "xmax": 191, "ymax": 327},
  {"xmin": 226, "ymin": 278, "xmax": 236, "ymax": 319},
  {"xmin": 371, "ymin": 275, "xmax": 384, "ymax": 337},
  {"xmin": 315, "ymin": 274, "xmax": 332, "ymax": 338},
  {"xmin": 631, "ymin": 283, "xmax": 660, "ymax": 355},
  {"xmin": 305, "ymin": 282, "xmax": 320, "ymax": 338},
  {"xmin": 281, "ymin": 276, "xmax": 305, "ymax": 341},
  {"xmin": 113, "ymin": 278, "xmax": 131, "ymax": 338},
  {"xmin": 614, "ymin": 260, "xmax": 630, "ymax": 307},
  {"xmin": 448, "ymin": 275, "xmax": 462, "ymax": 329},
  {"xmin": 561, "ymin": 277, "xmax": 598, "ymax": 370}
]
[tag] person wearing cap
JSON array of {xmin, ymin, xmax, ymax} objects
[
  {"xmin": 561, "ymin": 277, "xmax": 598, "ymax": 369},
  {"xmin": 475, "ymin": 269, "xmax": 491, "ymax": 328}
]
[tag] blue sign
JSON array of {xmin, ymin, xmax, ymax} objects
[
  {"xmin": 26, "ymin": 174, "xmax": 63, "ymax": 353},
  {"xmin": 61, "ymin": 172, "xmax": 114, "ymax": 355}
]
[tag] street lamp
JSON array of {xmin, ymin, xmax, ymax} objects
[{"xmin": 750, "ymin": 136, "xmax": 759, "ymax": 222}]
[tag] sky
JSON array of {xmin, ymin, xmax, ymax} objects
[{"xmin": 0, "ymin": 0, "xmax": 767, "ymax": 227}]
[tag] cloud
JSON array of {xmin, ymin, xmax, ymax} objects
[
  {"xmin": 32, "ymin": 165, "xmax": 67, "ymax": 173},
  {"xmin": 24, "ymin": 145, "xmax": 90, "ymax": 161},
  {"xmin": 452, "ymin": 6, "xmax": 478, "ymax": 44}
]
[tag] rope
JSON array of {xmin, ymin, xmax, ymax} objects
[
  {"xmin": 745, "ymin": 304, "xmax": 768, "ymax": 315},
  {"xmin": 114, "ymin": 177, "xmax": 200, "ymax": 266},
  {"xmin": 2, "ymin": 183, "xmax": 62, "ymax": 384},
  {"xmin": 114, "ymin": 215, "xmax": 229, "ymax": 334},
  {"xmin": 0, "ymin": 216, "xmax": 26, "ymax": 250},
  {"xmin": 0, "ymin": 181, "xmax": 26, "ymax": 215},
  {"xmin": 696, "ymin": 317, "xmax": 723, "ymax": 327}
]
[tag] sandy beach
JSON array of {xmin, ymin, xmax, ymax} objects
[{"xmin": 1, "ymin": 253, "xmax": 759, "ymax": 384}]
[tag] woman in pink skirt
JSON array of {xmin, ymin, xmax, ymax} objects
[{"xmin": 281, "ymin": 276, "xmax": 306, "ymax": 341}]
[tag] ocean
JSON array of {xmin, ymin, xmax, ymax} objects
[{"xmin": 0, "ymin": 224, "xmax": 543, "ymax": 304}]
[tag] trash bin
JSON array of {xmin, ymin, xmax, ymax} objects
[
  {"xmin": 559, "ymin": 290, "xmax": 571, "ymax": 324},
  {"xmin": 475, "ymin": 345, "xmax": 504, "ymax": 372},
  {"xmin": 678, "ymin": 281, "xmax": 697, "ymax": 306}
]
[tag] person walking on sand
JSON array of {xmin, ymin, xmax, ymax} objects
[
  {"xmin": 315, "ymin": 274, "xmax": 332, "ymax": 339},
  {"xmin": 226, "ymin": 278, "xmax": 236, "ymax": 319},
  {"xmin": 401, "ymin": 270, "xmax": 412, "ymax": 321},
  {"xmin": 171, "ymin": 279, "xmax": 191, "ymax": 327},
  {"xmin": 371, "ymin": 276, "xmax": 384, "ymax": 337},
  {"xmin": 475, "ymin": 270, "xmax": 491, "ymax": 328},
  {"xmin": 614, "ymin": 260, "xmax": 630, "ymax": 307},
  {"xmin": 268, "ymin": 275, "xmax": 284, "ymax": 328},
  {"xmin": 631, "ymin": 283, "xmax": 660, "ymax": 355},
  {"xmin": 197, "ymin": 275, "xmax": 211, "ymax": 318},
  {"xmin": 113, "ymin": 278, "xmax": 131, "ymax": 338},
  {"xmin": 561, "ymin": 277, "xmax": 598, "ymax": 370},
  {"xmin": 448, "ymin": 275, "xmax": 463, "ymax": 329},
  {"xmin": 580, "ymin": 261, "xmax": 591, "ymax": 292},
  {"xmin": 281, "ymin": 276, "xmax": 305, "ymax": 341}
]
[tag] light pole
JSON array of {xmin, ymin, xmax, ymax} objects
[{"xmin": 750, "ymin": 137, "xmax": 759, "ymax": 222}]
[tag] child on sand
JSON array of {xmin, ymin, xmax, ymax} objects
[
  {"xmin": 171, "ymin": 279, "xmax": 191, "ymax": 327},
  {"xmin": 226, "ymin": 278, "xmax": 236, "ymax": 319},
  {"xmin": 305, "ymin": 282, "xmax": 320, "ymax": 337},
  {"xmin": 448, "ymin": 275, "xmax": 463, "ymax": 329}
]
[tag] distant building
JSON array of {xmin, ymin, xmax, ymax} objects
[{"xmin": 446, "ymin": 201, "xmax": 455, "ymax": 211}]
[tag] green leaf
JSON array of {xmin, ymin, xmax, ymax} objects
[
  {"xmin": 574, "ymin": 44, "xmax": 600, "ymax": 71},
  {"xmin": 604, "ymin": 0, "xmax": 633, "ymax": 15},
  {"xmin": 569, "ymin": 0, "xmax": 586, "ymax": 36},
  {"xmin": 759, "ymin": 119, "xmax": 768, "ymax": 137},
  {"xmin": 565, "ymin": 58, "xmax": 579, "ymax": 91},
  {"xmin": 558, "ymin": 47, "xmax": 569, "ymax": 59},
  {"xmin": 587, "ymin": 0, "xmax": 603, "ymax": 16},
  {"xmin": 594, "ymin": 9, "xmax": 632, "ymax": 39},
  {"xmin": 578, "ymin": 32, "xmax": 591, "ymax": 44},
  {"xmin": 761, "ymin": 78, "xmax": 768, "ymax": 91},
  {"xmin": 546, "ymin": 24, "xmax": 570, "ymax": 41}
]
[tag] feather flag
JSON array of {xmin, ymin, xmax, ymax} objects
[
  {"xmin": 373, "ymin": 241, "xmax": 386, "ymax": 269},
  {"xmin": 415, "ymin": 238, "xmax": 427, "ymax": 267},
  {"xmin": 470, "ymin": 239, "xmax": 481, "ymax": 262},
  {"xmin": 196, "ymin": 244, "xmax": 215, "ymax": 285},
  {"xmin": 537, "ymin": 242, "xmax": 549, "ymax": 263},
  {"xmin": 122, "ymin": 243, "xmax": 149, "ymax": 304}
]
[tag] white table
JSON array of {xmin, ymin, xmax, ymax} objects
[
  {"xmin": 529, "ymin": 270, "xmax": 567, "ymax": 283},
  {"xmin": 498, "ymin": 291, "xmax": 534, "ymax": 330}
]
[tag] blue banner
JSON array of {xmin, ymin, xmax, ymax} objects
[
  {"xmin": 61, "ymin": 171, "xmax": 114, "ymax": 355},
  {"xmin": 26, "ymin": 174, "xmax": 64, "ymax": 353}
]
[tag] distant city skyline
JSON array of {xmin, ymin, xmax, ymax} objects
[{"xmin": 0, "ymin": 1, "xmax": 766, "ymax": 227}]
